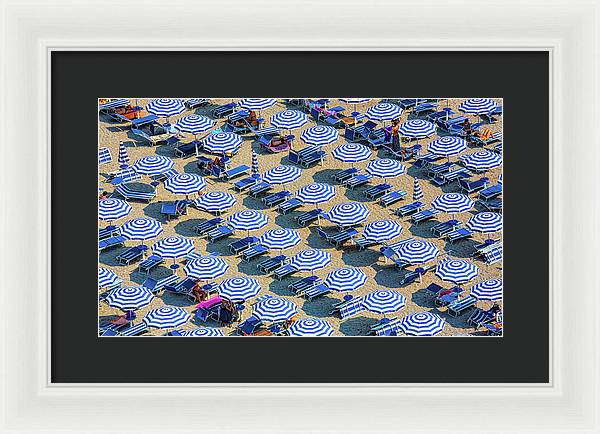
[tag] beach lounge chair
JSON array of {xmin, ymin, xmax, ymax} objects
[
  {"xmin": 302, "ymin": 284, "xmax": 331, "ymax": 300},
  {"xmin": 445, "ymin": 227, "xmax": 473, "ymax": 243},
  {"xmin": 234, "ymin": 176, "xmax": 260, "ymax": 192},
  {"xmin": 296, "ymin": 208, "xmax": 323, "ymax": 226},
  {"xmin": 98, "ymin": 147, "xmax": 112, "ymax": 165},
  {"xmin": 345, "ymin": 173, "xmax": 373, "ymax": 189},
  {"xmin": 194, "ymin": 218, "xmax": 224, "ymax": 236},
  {"xmin": 364, "ymin": 183, "xmax": 392, "ymax": 199},
  {"xmin": 344, "ymin": 121, "xmax": 377, "ymax": 142},
  {"xmin": 207, "ymin": 225, "xmax": 234, "ymax": 242},
  {"xmin": 378, "ymin": 190, "xmax": 407, "ymax": 207},
  {"xmin": 380, "ymin": 247, "xmax": 409, "ymax": 268},
  {"xmin": 299, "ymin": 149, "xmax": 326, "ymax": 168},
  {"xmin": 447, "ymin": 295, "xmax": 477, "ymax": 317},
  {"xmin": 222, "ymin": 165, "xmax": 249, "ymax": 180},
  {"xmin": 289, "ymin": 275, "xmax": 321, "ymax": 294},
  {"xmin": 107, "ymin": 168, "xmax": 141, "ymax": 185},
  {"xmin": 249, "ymin": 181, "xmax": 272, "ymax": 197},
  {"xmin": 222, "ymin": 109, "xmax": 252, "ymax": 134},
  {"xmin": 137, "ymin": 255, "xmax": 164, "ymax": 274},
  {"xmin": 384, "ymin": 144, "xmax": 422, "ymax": 162},
  {"xmin": 366, "ymin": 128, "xmax": 393, "ymax": 149},
  {"xmin": 229, "ymin": 236, "xmax": 259, "ymax": 254},
  {"xmin": 432, "ymin": 167, "xmax": 470, "ymax": 185},
  {"xmin": 99, "ymin": 226, "xmax": 121, "ymax": 241},
  {"xmin": 411, "ymin": 208, "xmax": 441, "ymax": 224},
  {"xmin": 426, "ymin": 161, "xmax": 456, "ymax": 178},
  {"xmin": 479, "ymin": 184, "xmax": 502, "ymax": 201},
  {"xmin": 431, "ymin": 220, "xmax": 461, "ymax": 237},
  {"xmin": 369, "ymin": 318, "xmax": 403, "ymax": 336},
  {"xmin": 174, "ymin": 142, "xmax": 200, "ymax": 158},
  {"xmin": 330, "ymin": 295, "xmax": 365, "ymax": 319},
  {"xmin": 329, "ymin": 228, "xmax": 359, "ymax": 246},
  {"xmin": 278, "ymin": 198, "xmax": 302, "ymax": 214},
  {"xmin": 332, "ymin": 167, "xmax": 359, "ymax": 183},
  {"xmin": 237, "ymin": 315, "xmax": 262, "ymax": 335},
  {"xmin": 257, "ymin": 255, "xmax": 287, "ymax": 273},
  {"xmin": 353, "ymin": 235, "xmax": 378, "ymax": 250},
  {"xmin": 425, "ymin": 282, "xmax": 445, "ymax": 297},
  {"xmin": 184, "ymin": 98, "xmax": 209, "ymax": 109},
  {"xmin": 142, "ymin": 274, "xmax": 179, "ymax": 294},
  {"xmin": 164, "ymin": 277, "xmax": 198, "ymax": 300},
  {"xmin": 114, "ymin": 182, "xmax": 156, "ymax": 203},
  {"xmin": 484, "ymin": 322, "xmax": 503, "ymax": 336},
  {"xmin": 413, "ymin": 153, "xmax": 443, "ymax": 169},
  {"xmin": 479, "ymin": 198, "xmax": 503, "ymax": 212},
  {"xmin": 115, "ymin": 245, "xmax": 145, "ymax": 265},
  {"xmin": 253, "ymin": 126, "xmax": 281, "ymax": 145},
  {"xmin": 98, "ymin": 235, "xmax": 126, "ymax": 251},
  {"xmin": 394, "ymin": 201, "xmax": 425, "ymax": 217},
  {"xmin": 435, "ymin": 286, "xmax": 465, "ymax": 307},
  {"xmin": 212, "ymin": 102, "xmax": 238, "ymax": 118},
  {"xmin": 241, "ymin": 244, "xmax": 269, "ymax": 261},
  {"xmin": 272, "ymin": 263, "xmax": 297, "ymax": 280},
  {"xmin": 467, "ymin": 308, "xmax": 496, "ymax": 327},
  {"xmin": 161, "ymin": 200, "xmax": 188, "ymax": 220},
  {"xmin": 120, "ymin": 323, "xmax": 149, "ymax": 336},
  {"xmin": 458, "ymin": 177, "xmax": 489, "ymax": 194},
  {"xmin": 263, "ymin": 191, "xmax": 291, "ymax": 207},
  {"xmin": 482, "ymin": 245, "xmax": 503, "ymax": 264}
]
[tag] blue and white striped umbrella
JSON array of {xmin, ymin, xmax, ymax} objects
[
  {"xmin": 251, "ymin": 151, "xmax": 259, "ymax": 176},
  {"xmin": 296, "ymin": 183, "xmax": 336, "ymax": 205},
  {"xmin": 98, "ymin": 267, "xmax": 120, "ymax": 288},
  {"xmin": 323, "ymin": 267, "xmax": 368, "ymax": 292},
  {"xmin": 218, "ymin": 277, "xmax": 261, "ymax": 302},
  {"xmin": 471, "ymin": 279, "xmax": 503, "ymax": 301},
  {"xmin": 106, "ymin": 286, "xmax": 155, "ymax": 311},
  {"xmin": 164, "ymin": 173, "xmax": 206, "ymax": 196},
  {"xmin": 366, "ymin": 103, "xmax": 403, "ymax": 121},
  {"xmin": 152, "ymin": 236, "xmax": 195, "ymax": 260},
  {"xmin": 120, "ymin": 218, "xmax": 164, "ymax": 241},
  {"xmin": 458, "ymin": 98, "xmax": 498, "ymax": 115},
  {"xmin": 461, "ymin": 150, "xmax": 502, "ymax": 171},
  {"xmin": 118, "ymin": 142, "xmax": 130, "ymax": 167},
  {"xmin": 363, "ymin": 220, "xmax": 403, "ymax": 242},
  {"xmin": 99, "ymin": 147, "xmax": 112, "ymax": 165},
  {"xmin": 467, "ymin": 212, "xmax": 503, "ymax": 233},
  {"xmin": 262, "ymin": 165, "xmax": 302, "ymax": 185},
  {"xmin": 98, "ymin": 199, "xmax": 132, "ymax": 221},
  {"xmin": 184, "ymin": 256, "xmax": 229, "ymax": 280},
  {"xmin": 146, "ymin": 98, "xmax": 185, "ymax": 118},
  {"xmin": 183, "ymin": 328, "xmax": 225, "ymax": 337},
  {"xmin": 395, "ymin": 240, "xmax": 440, "ymax": 264},
  {"xmin": 366, "ymin": 159, "xmax": 406, "ymax": 179},
  {"xmin": 174, "ymin": 115, "xmax": 215, "ymax": 135},
  {"xmin": 398, "ymin": 120, "xmax": 437, "ymax": 138},
  {"xmin": 252, "ymin": 297, "xmax": 298, "ymax": 322},
  {"xmin": 339, "ymin": 98, "xmax": 372, "ymax": 104},
  {"xmin": 143, "ymin": 306, "xmax": 191, "ymax": 329},
  {"xmin": 290, "ymin": 249, "xmax": 332, "ymax": 272},
  {"xmin": 239, "ymin": 98, "xmax": 278, "ymax": 110},
  {"xmin": 326, "ymin": 202, "xmax": 370, "ymax": 226},
  {"xmin": 194, "ymin": 191, "xmax": 237, "ymax": 213},
  {"xmin": 132, "ymin": 155, "xmax": 174, "ymax": 175},
  {"xmin": 300, "ymin": 126, "xmax": 339, "ymax": 146},
  {"xmin": 259, "ymin": 229, "xmax": 301, "ymax": 251},
  {"xmin": 270, "ymin": 110, "xmax": 308, "ymax": 130},
  {"xmin": 498, "ymin": 173, "xmax": 503, "ymax": 185},
  {"xmin": 287, "ymin": 318, "xmax": 334, "ymax": 336},
  {"xmin": 332, "ymin": 143, "xmax": 372, "ymax": 164},
  {"xmin": 413, "ymin": 178, "xmax": 424, "ymax": 202},
  {"xmin": 203, "ymin": 132, "xmax": 243, "ymax": 154},
  {"xmin": 398, "ymin": 312, "xmax": 445, "ymax": 336},
  {"xmin": 99, "ymin": 98, "xmax": 130, "ymax": 110},
  {"xmin": 428, "ymin": 136, "xmax": 468, "ymax": 157},
  {"xmin": 432, "ymin": 193, "xmax": 474, "ymax": 214},
  {"xmin": 362, "ymin": 290, "xmax": 407, "ymax": 314},
  {"xmin": 435, "ymin": 258, "xmax": 479, "ymax": 284},
  {"xmin": 227, "ymin": 210, "xmax": 268, "ymax": 231}
]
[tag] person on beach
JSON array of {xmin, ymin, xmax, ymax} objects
[
  {"xmin": 391, "ymin": 119, "xmax": 400, "ymax": 151},
  {"xmin": 191, "ymin": 282, "xmax": 208, "ymax": 302},
  {"xmin": 99, "ymin": 191, "xmax": 110, "ymax": 201}
]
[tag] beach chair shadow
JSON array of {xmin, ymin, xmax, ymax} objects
[
  {"xmin": 99, "ymin": 248, "xmax": 124, "ymax": 267},
  {"xmin": 339, "ymin": 316, "xmax": 379, "ymax": 336},
  {"xmin": 373, "ymin": 266, "xmax": 405, "ymax": 289},
  {"xmin": 301, "ymin": 295, "xmax": 338, "ymax": 318},
  {"xmin": 410, "ymin": 286, "xmax": 437, "ymax": 308},
  {"xmin": 236, "ymin": 260, "xmax": 263, "ymax": 277},
  {"xmin": 160, "ymin": 291, "xmax": 196, "ymax": 308}
]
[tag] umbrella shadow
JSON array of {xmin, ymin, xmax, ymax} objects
[
  {"xmin": 274, "ymin": 213, "xmax": 301, "ymax": 229},
  {"xmin": 410, "ymin": 286, "xmax": 436, "ymax": 308},
  {"xmin": 142, "ymin": 202, "xmax": 166, "ymax": 221},
  {"xmin": 405, "ymin": 165, "xmax": 429, "ymax": 181},
  {"xmin": 268, "ymin": 279, "xmax": 295, "ymax": 296},
  {"xmin": 339, "ymin": 316, "xmax": 378, "ymax": 336},
  {"xmin": 159, "ymin": 292, "xmax": 195, "ymax": 308},
  {"xmin": 373, "ymin": 266, "xmax": 408, "ymax": 289},
  {"xmin": 311, "ymin": 169, "xmax": 338, "ymax": 183},
  {"xmin": 206, "ymin": 236, "xmax": 236, "ymax": 257},
  {"xmin": 301, "ymin": 295, "xmax": 337, "ymax": 318},
  {"xmin": 98, "ymin": 249, "xmax": 124, "ymax": 267},
  {"xmin": 440, "ymin": 311, "xmax": 470, "ymax": 329},
  {"xmin": 236, "ymin": 259, "xmax": 264, "ymax": 277},
  {"xmin": 343, "ymin": 188, "xmax": 372, "ymax": 203},
  {"xmin": 306, "ymin": 227, "xmax": 333, "ymax": 249},
  {"xmin": 154, "ymin": 144, "xmax": 176, "ymax": 157},
  {"xmin": 442, "ymin": 239, "xmax": 477, "ymax": 258},
  {"xmin": 341, "ymin": 249, "xmax": 379, "ymax": 268},
  {"xmin": 408, "ymin": 221, "xmax": 438, "ymax": 239},
  {"xmin": 173, "ymin": 219, "xmax": 204, "ymax": 237},
  {"xmin": 183, "ymin": 160, "xmax": 203, "ymax": 175},
  {"xmin": 242, "ymin": 195, "xmax": 266, "ymax": 210}
]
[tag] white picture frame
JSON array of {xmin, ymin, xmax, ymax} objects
[{"xmin": 1, "ymin": 0, "xmax": 598, "ymax": 432}]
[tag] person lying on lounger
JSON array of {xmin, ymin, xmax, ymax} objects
[{"xmin": 192, "ymin": 282, "xmax": 208, "ymax": 302}]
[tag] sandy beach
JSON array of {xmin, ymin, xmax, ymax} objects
[{"xmin": 98, "ymin": 98, "xmax": 502, "ymax": 336}]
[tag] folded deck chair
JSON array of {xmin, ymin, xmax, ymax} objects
[
  {"xmin": 431, "ymin": 220, "xmax": 461, "ymax": 237},
  {"xmin": 137, "ymin": 255, "xmax": 164, "ymax": 274},
  {"xmin": 207, "ymin": 225, "xmax": 234, "ymax": 242},
  {"xmin": 229, "ymin": 236, "xmax": 259, "ymax": 254},
  {"xmin": 364, "ymin": 182, "xmax": 392, "ymax": 199},
  {"xmin": 479, "ymin": 184, "xmax": 502, "ymax": 201},
  {"xmin": 223, "ymin": 164, "xmax": 249, "ymax": 180},
  {"xmin": 394, "ymin": 201, "xmax": 425, "ymax": 217},
  {"xmin": 263, "ymin": 191, "xmax": 291, "ymax": 207},
  {"xmin": 296, "ymin": 208, "xmax": 322, "ymax": 226},
  {"xmin": 458, "ymin": 177, "xmax": 488, "ymax": 194},
  {"xmin": 257, "ymin": 255, "xmax": 288, "ymax": 273},
  {"xmin": 278, "ymin": 198, "xmax": 303, "ymax": 214},
  {"xmin": 445, "ymin": 227, "xmax": 473, "ymax": 243},
  {"xmin": 447, "ymin": 295, "xmax": 477, "ymax": 317},
  {"xmin": 345, "ymin": 173, "xmax": 373, "ymax": 189},
  {"xmin": 161, "ymin": 200, "xmax": 188, "ymax": 220},
  {"xmin": 249, "ymin": 181, "xmax": 272, "ymax": 197},
  {"xmin": 115, "ymin": 246, "xmax": 145, "ymax": 265},
  {"xmin": 242, "ymin": 244, "xmax": 269, "ymax": 261},
  {"xmin": 98, "ymin": 235, "xmax": 126, "ymax": 251},
  {"xmin": 142, "ymin": 274, "xmax": 179, "ymax": 294},
  {"xmin": 302, "ymin": 284, "xmax": 331, "ymax": 301},
  {"xmin": 119, "ymin": 322, "xmax": 149, "ymax": 336},
  {"xmin": 98, "ymin": 147, "xmax": 112, "ymax": 165},
  {"xmin": 194, "ymin": 217, "xmax": 224, "ymax": 236},
  {"xmin": 272, "ymin": 263, "xmax": 297, "ymax": 280},
  {"xmin": 234, "ymin": 176, "xmax": 259, "ymax": 192},
  {"xmin": 289, "ymin": 275, "xmax": 321, "ymax": 294},
  {"xmin": 411, "ymin": 208, "xmax": 441, "ymax": 224},
  {"xmin": 332, "ymin": 167, "xmax": 359, "ymax": 183},
  {"xmin": 379, "ymin": 190, "xmax": 407, "ymax": 207},
  {"xmin": 287, "ymin": 151, "xmax": 302, "ymax": 166}
]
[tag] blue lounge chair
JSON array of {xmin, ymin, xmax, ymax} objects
[
  {"xmin": 289, "ymin": 275, "xmax": 321, "ymax": 294},
  {"xmin": 426, "ymin": 162, "xmax": 456, "ymax": 178},
  {"xmin": 108, "ymin": 167, "xmax": 141, "ymax": 185},
  {"xmin": 431, "ymin": 220, "xmax": 461, "ymax": 237},
  {"xmin": 115, "ymin": 246, "xmax": 145, "ymax": 265},
  {"xmin": 249, "ymin": 181, "xmax": 272, "ymax": 197},
  {"xmin": 447, "ymin": 295, "xmax": 477, "ymax": 317},
  {"xmin": 263, "ymin": 191, "xmax": 291, "ymax": 207},
  {"xmin": 142, "ymin": 274, "xmax": 179, "ymax": 294},
  {"xmin": 425, "ymin": 282, "xmax": 445, "ymax": 297},
  {"xmin": 242, "ymin": 244, "xmax": 269, "ymax": 261},
  {"xmin": 272, "ymin": 263, "xmax": 297, "ymax": 280},
  {"xmin": 137, "ymin": 255, "xmax": 164, "ymax": 274},
  {"xmin": 345, "ymin": 173, "xmax": 373, "ymax": 189},
  {"xmin": 332, "ymin": 167, "xmax": 359, "ymax": 183},
  {"xmin": 482, "ymin": 246, "xmax": 503, "ymax": 264},
  {"xmin": 212, "ymin": 102, "xmax": 238, "ymax": 118},
  {"xmin": 278, "ymin": 198, "xmax": 303, "ymax": 214},
  {"xmin": 120, "ymin": 323, "xmax": 149, "ymax": 336},
  {"xmin": 432, "ymin": 168, "xmax": 470, "ymax": 185},
  {"xmin": 330, "ymin": 295, "xmax": 366, "ymax": 319},
  {"xmin": 234, "ymin": 176, "xmax": 259, "ymax": 192},
  {"xmin": 435, "ymin": 286, "xmax": 465, "ymax": 307},
  {"xmin": 400, "ymin": 265, "xmax": 431, "ymax": 285},
  {"xmin": 207, "ymin": 226, "xmax": 234, "ymax": 242},
  {"xmin": 459, "ymin": 177, "xmax": 489, "ymax": 194},
  {"xmin": 222, "ymin": 165, "xmax": 249, "ymax": 180},
  {"xmin": 479, "ymin": 184, "xmax": 502, "ymax": 201},
  {"xmin": 394, "ymin": 201, "xmax": 425, "ymax": 217},
  {"xmin": 411, "ymin": 208, "xmax": 441, "ymax": 224},
  {"xmin": 302, "ymin": 284, "xmax": 331, "ymax": 300},
  {"xmin": 296, "ymin": 208, "xmax": 322, "ymax": 226},
  {"xmin": 380, "ymin": 247, "xmax": 409, "ymax": 269},
  {"xmin": 299, "ymin": 149, "xmax": 326, "ymax": 168},
  {"xmin": 257, "ymin": 255, "xmax": 287, "ymax": 273},
  {"xmin": 184, "ymin": 98, "xmax": 209, "ymax": 109},
  {"xmin": 364, "ymin": 183, "xmax": 393, "ymax": 200},
  {"xmin": 194, "ymin": 218, "xmax": 224, "ymax": 236},
  {"xmin": 329, "ymin": 228, "xmax": 359, "ymax": 246},
  {"xmin": 237, "ymin": 315, "xmax": 262, "ymax": 335},
  {"xmin": 174, "ymin": 141, "xmax": 200, "ymax": 158},
  {"xmin": 98, "ymin": 235, "xmax": 126, "ymax": 251},
  {"xmin": 366, "ymin": 128, "xmax": 393, "ymax": 149},
  {"xmin": 378, "ymin": 190, "xmax": 406, "ymax": 207},
  {"xmin": 479, "ymin": 198, "xmax": 502, "ymax": 212},
  {"xmin": 161, "ymin": 200, "xmax": 188, "ymax": 220},
  {"xmin": 99, "ymin": 226, "xmax": 121, "ymax": 241},
  {"xmin": 413, "ymin": 153, "xmax": 443, "ymax": 169},
  {"xmin": 229, "ymin": 236, "xmax": 259, "ymax": 254},
  {"xmin": 344, "ymin": 121, "xmax": 377, "ymax": 142},
  {"xmin": 353, "ymin": 235, "xmax": 378, "ymax": 250},
  {"xmin": 445, "ymin": 227, "xmax": 473, "ymax": 243},
  {"xmin": 467, "ymin": 308, "xmax": 496, "ymax": 327},
  {"xmin": 114, "ymin": 182, "xmax": 156, "ymax": 203}
]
